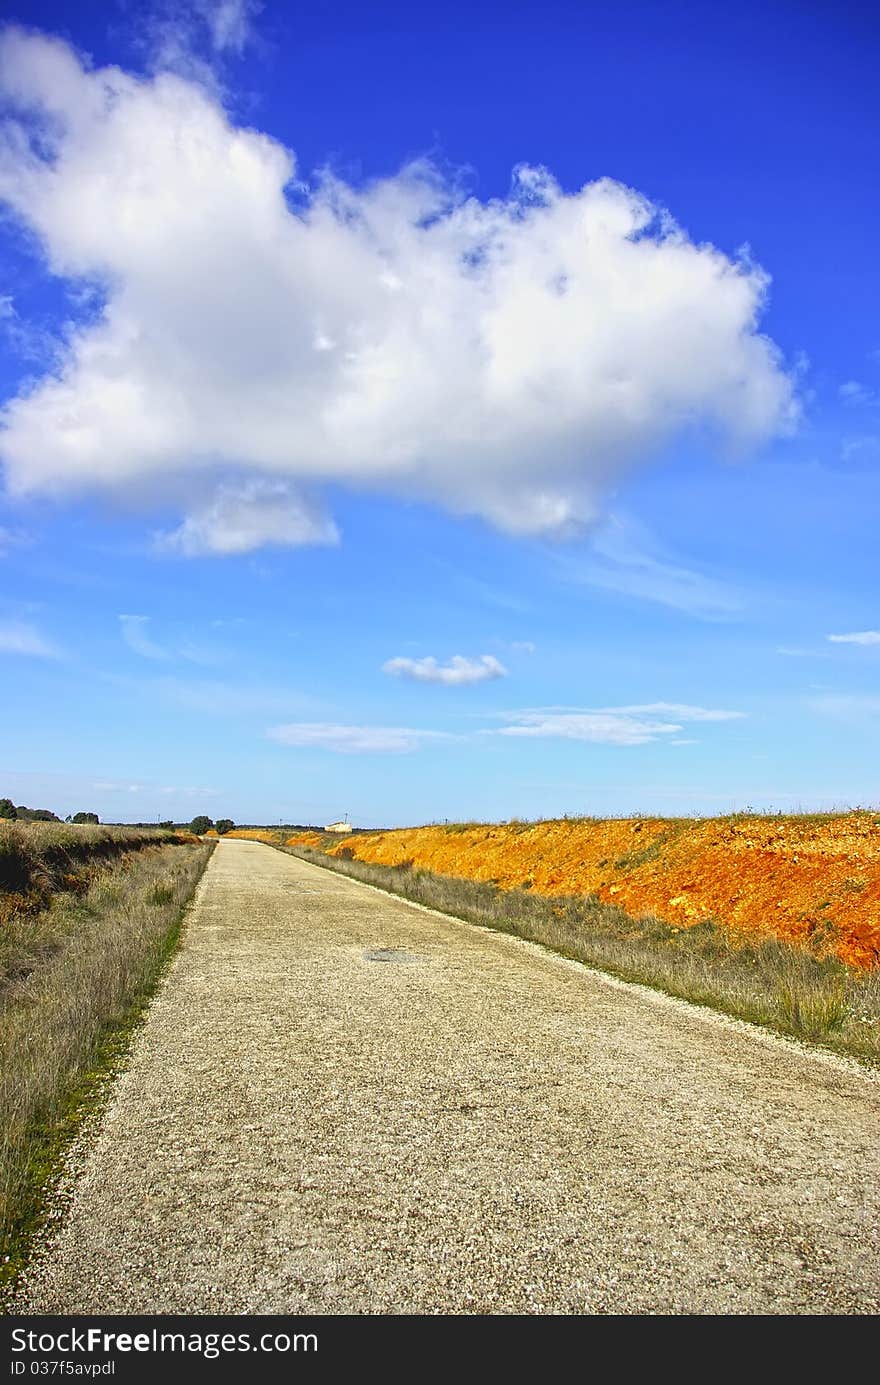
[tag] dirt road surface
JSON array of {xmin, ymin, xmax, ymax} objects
[{"xmin": 15, "ymin": 839, "xmax": 880, "ymax": 1314}]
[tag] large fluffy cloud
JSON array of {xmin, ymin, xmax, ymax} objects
[{"xmin": 0, "ymin": 27, "xmax": 795, "ymax": 550}]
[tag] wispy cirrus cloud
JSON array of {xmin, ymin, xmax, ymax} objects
[
  {"xmin": 776, "ymin": 644, "xmax": 823, "ymax": 658},
  {"xmin": 118, "ymin": 616, "xmax": 229, "ymax": 666},
  {"xmin": 491, "ymin": 703, "xmax": 744, "ymax": 747},
  {"xmin": 268, "ymin": 722, "xmax": 449, "ymax": 754},
  {"xmin": 827, "ymin": 630, "xmax": 880, "ymax": 646},
  {"xmin": 558, "ymin": 514, "xmax": 744, "ymax": 618},
  {"xmin": 119, "ymin": 614, "xmax": 171, "ymax": 661},
  {"xmin": 0, "ymin": 619, "xmax": 59, "ymax": 658},
  {"xmin": 382, "ymin": 654, "xmax": 507, "ymax": 686}
]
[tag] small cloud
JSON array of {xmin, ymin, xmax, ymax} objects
[
  {"xmin": 509, "ymin": 640, "xmax": 536, "ymax": 655},
  {"xmin": 268, "ymin": 722, "xmax": 446, "ymax": 754},
  {"xmin": 119, "ymin": 614, "xmax": 170, "ymax": 661},
  {"xmin": 827, "ymin": 631, "xmax": 880, "ymax": 646},
  {"xmin": 839, "ymin": 380, "xmax": 878, "ymax": 407},
  {"xmin": 670, "ymin": 738, "xmax": 698, "ymax": 746},
  {"xmin": 382, "ymin": 654, "xmax": 508, "ymax": 686},
  {"xmin": 157, "ymin": 481, "xmax": 339, "ymax": 557},
  {"xmin": 776, "ymin": 645, "xmax": 819, "ymax": 657},
  {"xmin": 491, "ymin": 703, "xmax": 743, "ymax": 747},
  {"xmin": 0, "ymin": 620, "xmax": 59, "ymax": 658}
]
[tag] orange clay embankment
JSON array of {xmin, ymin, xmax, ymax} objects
[{"xmin": 288, "ymin": 813, "xmax": 880, "ymax": 969}]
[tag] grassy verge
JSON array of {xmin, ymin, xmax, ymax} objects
[
  {"xmin": 0, "ymin": 838, "xmax": 214, "ymax": 1298},
  {"xmin": 285, "ymin": 845, "xmax": 880, "ymax": 1065},
  {"xmin": 0, "ymin": 823, "xmax": 198, "ymax": 980}
]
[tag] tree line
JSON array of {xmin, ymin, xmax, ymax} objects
[{"xmin": 1, "ymin": 799, "xmax": 235, "ymax": 835}]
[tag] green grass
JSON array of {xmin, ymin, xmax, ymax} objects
[
  {"xmin": 282, "ymin": 844, "xmax": 880, "ymax": 1066},
  {"xmin": 0, "ymin": 838, "xmax": 214, "ymax": 1299}
]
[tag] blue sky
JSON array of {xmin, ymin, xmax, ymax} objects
[{"xmin": 0, "ymin": 0, "xmax": 878, "ymax": 826}]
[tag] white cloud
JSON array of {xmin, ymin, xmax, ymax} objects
[
  {"xmin": 509, "ymin": 640, "xmax": 536, "ymax": 654},
  {"xmin": 827, "ymin": 631, "xmax": 880, "ymax": 646},
  {"xmin": 156, "ymin": 479, "xmax": 339, "ymax": 556},
  {"xmin": 0, "ymin": 29, "xmax": 795, "ymax": 551},
  {"xmin": 268, "ymin": 722, "xmax": 447, "ymax": 754},
  {"xmin": 119, "ymin": 613, "xmax": 170, "ymax": 660},
  {"xmin": 382, "ymin": 653, "xmax": 507, "ymax": 686},
  {"xmin": 493, "ymin": 703, "xmax": 743, "ymax": 746},
  {"xmin": 0, "ymin": 618, "xmax": 58, "ymax": 657}
]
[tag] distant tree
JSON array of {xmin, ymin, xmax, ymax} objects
[
  {"xmin": 215, "ymin": 818, "xmax": 235, "ymax": 835},
  {"xmin": 158, "ymin": 820, "xmax": 175, "ymax": 830},
  {"xmin": 15, "ymin": 806, "xmax": 60, "ymax": 822},
  {"xmin": 71, "ymin": 811, "xmax": 100, "ymax": 825},
  {"xmin": 0, "ymin": 798, "xmax": 16, "ymax": 820},
  {"xmin": 190, "ymin": 815, "xmax": 213, "ymax": 835}
]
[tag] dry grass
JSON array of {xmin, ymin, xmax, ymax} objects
[
  {"xmin": 286, "ymin": 845, "xmax": 880, "ymax": 1065},
  {"xmin": 0, "ymin": 822, "xmax": 197, "ymax": 979},
  {"xmin": 0, "ymin": 838, "xmax": 213, "ymax": 1278}
]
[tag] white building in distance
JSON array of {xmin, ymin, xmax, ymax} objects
[{"xmin": 325, "ymin": 820, "xmax": 353, "ymax": 833}]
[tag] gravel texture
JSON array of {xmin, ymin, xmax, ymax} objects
[{"xmin": 15, "ymin": 839, "xmax": 880, "ymax": 1315}]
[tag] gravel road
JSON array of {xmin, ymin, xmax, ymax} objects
[{"xmin": 15, "ymin": 839, "xmax": 880, "ymax": 1315}]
